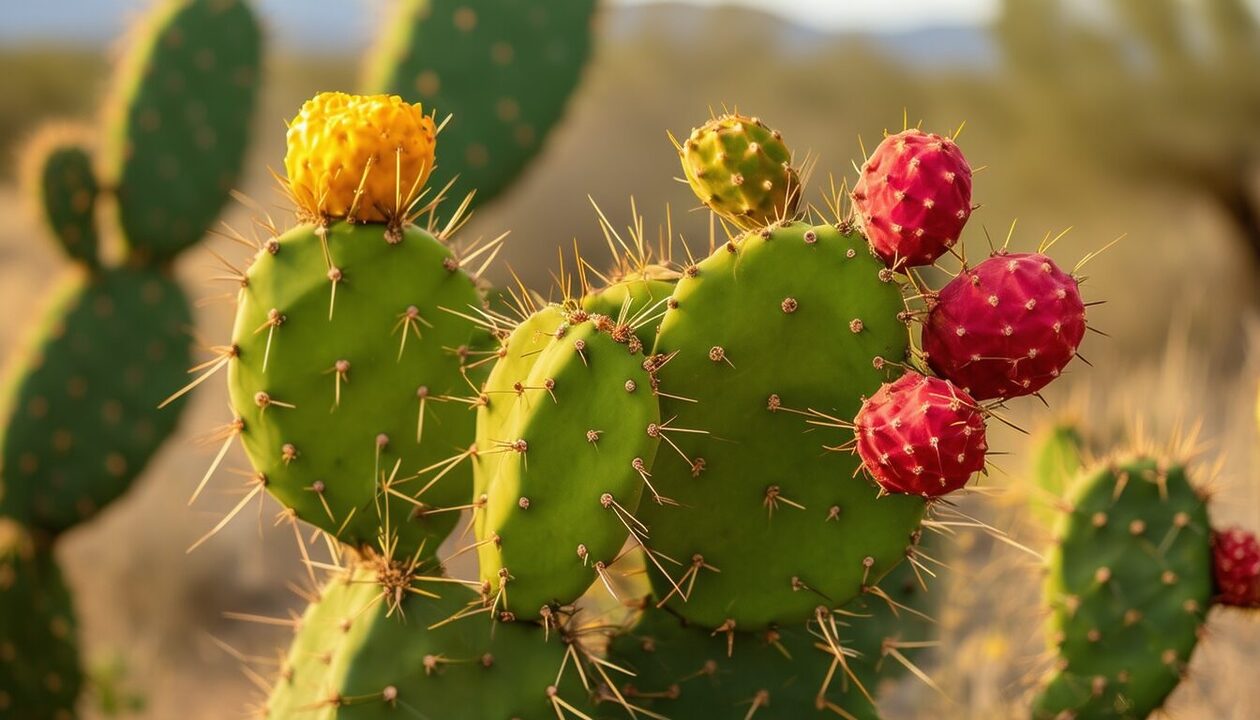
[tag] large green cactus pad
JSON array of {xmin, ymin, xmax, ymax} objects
[
  {"xmin": 641, "ymin": 221, "xmax": 924, "ymax": 629},
  {"xmin": 104, "ymin": 0, "xmax": 261, "ymax": 260},
  {"xmin": 365, "ymin": 0, "xmax": 596, "ymax": 208},
  {"xmin": 228, "ymin": 222, "xmax": 482, "ymax": 560},
  {"xmin": 1, "ymin": 268, "xmax": 191, "ymax": 532},
  {"xmin": 477, "ymin": 311, "xmax": 659, "ymax": 620},
  {"xmin": 1033, "ymin": 456, "xmax": 1212, "ymax": 719},
  {"xmin": 24, "ymin": 128, "xmax": 100, "ymax": 267},
  {"xmin": 0, "ymin": 520, "xmax": 82, "ymax": 718},
  {"xmin": 266, "ymin": 565, "xmax": 594, "ymax": 719}
]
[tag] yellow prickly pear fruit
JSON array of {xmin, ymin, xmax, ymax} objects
[{"xmin": 284, "ymin": 92, "xmax": 437, "ymax": 223}]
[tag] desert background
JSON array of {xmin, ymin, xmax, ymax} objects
[{"xmin": 2, "ymin": 0, "xmax": 1259, "ymax": 717}]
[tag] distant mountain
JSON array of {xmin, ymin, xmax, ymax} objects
[{"xmin": 2, "ymin": 0, "xmax": 993, "ymax": 68}]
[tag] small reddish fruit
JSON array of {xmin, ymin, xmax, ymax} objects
[
  {"xmin": 852, "ymin": 128, "xmax": 972, "ymax": 269},
  {"xmin": 1212, "ymin": 527, "xmax": 1260, "ymax": 608},
  {"xmin": 854, "ymin": 371, "xmax": 987, "ymax": 497},
  {"xmin": 922, "ymin": 251, "xmax": 1086, "ymax": 401}
]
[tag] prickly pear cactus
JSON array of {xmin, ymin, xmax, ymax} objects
[
  {"xmin": 678, "ymin": 114, "xmax": 801, "ymax": 229},
  {"xmin": 1027, "ymin": 421, "xmax": 1085, "ymax": 529},
  {"xmin": 365, "ymin": 0, "xmax": 597, "ymax": 209},
  {"xmin": 642, "ymin": 219, "xmax": 925, "ymax": 630},
  {"xmin": 1033, "ymin": 456, "xmax": 1212, "ymax": 720},
  {"xmin": 24, "ymin": 126, "xmax": 100, "ymax": 266},
  {"xmin": 266, "ymin": 563, "xmax": 595, "ymax": 719},
  {"xmin": 475, "ymin": 307, "xmax": 660, "ymax": 620},
  {"xmin": 0, "ymin": 520, "xmax": 82, "ymax": 718},
  {"xmin": 103, "ymin": 0, "xmax": 261, "ymax": 260}
]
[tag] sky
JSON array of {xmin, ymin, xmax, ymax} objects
[{"xmin": 2, "ymin": 0, "xmax": 998, "ymax": 48}]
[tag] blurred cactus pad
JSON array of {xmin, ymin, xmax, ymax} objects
[
  {"xmin": 1, "ymin": 0, "xmax": 261, "ymax": 533},
  {"xmin": 364, "ymin": 0, "xmax": 597, "ymax": 209}
]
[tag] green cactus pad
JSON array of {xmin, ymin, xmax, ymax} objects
[
  {"xmin": 581, "ymin": 270, "xmax": 677, "ymax": 350},
  {"xmin": 1, "ymin": 268, "xmax": 191, "ymax": 533},
  {"xmin": 0, "ymin": 520, "xmax": 82, "ymax": 718},
  {"xmin": 1033, "ymin": 456, "xmax": 1212, "ymax": 720},
  {"xmin": 23, "ymin": 128, "xmax": 100, "ymax": 267},
  {"xmin": 103, "ymin": 0, "xmax": 260, "ymax": 260},
  {"xmin": 679, "ymin": 114, "xmax": 801, "ymax": 229},
  {"xmin": 477, "ymin": 311, "xmax": 660, "ymax": 620},
  {"xmin": 1027, "ymin": 422, "xmax": 1085, "ymax": 529},
  {"xmin": 642, "ymin": 221, "xmax": 924, "ymax": 630},
  {"xmin": 227, "ymin": 221, "xmax": 482, "ymax": 560},
  {"xmin": 266, "ymin": 564, "xmax": 594, "ymax": 719},
  {"xmin": 365, "ymin": 0, "xmax": 596, "ymax": 209},
  {"xmin": 609, "ymin": 605, "xmax": 881, "ymax": 719}
]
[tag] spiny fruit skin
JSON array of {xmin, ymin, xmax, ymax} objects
[
  {"xmin": 476, "ymin": 308, "xmax": 660, "ymax": 620},
  {"xmin": 227, "ymin": 221, "xmax": 482, "ymax": 560},
  {"xmin": 22, "ymin": 127, "xmax": 100, "ymax": 267},
  {"xmin": 642, "ymin": 221, "xmax": 924, "ymax": 630},
  {"xmin": 923, "ymin": 251, "xmax": 1086, "ymax": 401},
  {"xmin": 854, "ymin": 371, "xmax": 987, "ymax": 498},
  {"xmin": 103, "ymin": 0, "xmax": 261, "ymax": 260},
  {"xmin": 0, "ymin": 269, "xmax": 192, "ymax": 532},
  {"xmin": 1033, "ymin": 456, "xmax": 1212, "ymax": 720},
  {"xmin": 680, "ymin": 114, "xmax": 800, "ymax": 229},
  {"xmin": 0, "ymin": 520, "xmax": 82, "ymax": 719},
  {"xmin": 852, "ymin": 128, "xmax": 972, "ymax": 269},
  {"xmin": 365, "ymin": 0, "xmax": 597, "ymax": 210},
  {"xmin": 284, "ymin": 92, "xmax": 437, "ymax": 222},
  {"xmin": 266, "ymin": 565, "xmax": 594, "ymax": 719},
  {"xmin": 1211, "ymin": 527, "xmax": 1260, "ymax": 608}
]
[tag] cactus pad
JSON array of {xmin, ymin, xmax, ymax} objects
[
  {"xmin": 365, "ymin": 0, "xmax": 597, "ymax": 209},
  {"xmin": 642, "ymin": 221, "xmax": 925, "ymax": 629},
  {"xmin": 284, "ymin": 92, "xmax": 437, "ymax": 223},
  {"xmin": 103, "ymin": 0, "xmax": 261, "ymax": 260},
  {"xmin": 1, "ymin": 268, "xmax": 192, "ymax": 532},
  {"xmin": 0, "ymin": 520, "xmax": 82, "ymax": 718},
  {"xmin": 476, "ymin": 310, "xmax": 660, "ymax": 620},
  {"xmin": 23, "ymin": 126, "xmax": 100, "ymax": 266},
  {"xmin": 266, "ymin": 564, "xmax": 594, "ymax": 719},
  {"xmin": 227, "ymin": 221, "xmax": 482, "ymax": 560},
  {"xmin": 1033, "ymin": 456, "xmax": 1212, "ymax": 720},
  {"xmin": 679, "ymin": 114, "xmax": 800, "ymax": 229}
]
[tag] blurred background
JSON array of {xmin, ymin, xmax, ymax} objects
[{"xmin": 2, "ymin": 0, "xmax": 1259, "ymax": 717}]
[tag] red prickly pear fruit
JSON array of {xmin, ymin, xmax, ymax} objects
[
  {"xmin": 852, "ymin": 128, "xmax": 972, "ymax": 270},
  {"xmin": 853, "ymin": 371, "xmax": 987, "ymax": 498},
  {"xmin": 1212, "ymin": 527, "xmax": 1260, "ymax": 608},
  {"xmin": 922, "ymin": 251, "xmax": 1086, "ymax": 402}
]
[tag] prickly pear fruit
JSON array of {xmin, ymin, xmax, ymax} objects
[
  {"xmin": 678, "ymin": 114, "xmax": 800, "ymax": 229},
  {"xmin": 0, "ymin": 520, "xmax": 82, "ymax": 718},
  {"xmin": 923, "ymin": 251, "xmax": 1086, "ymax": 401},
  {"xmin": 852, "ymin": 128, "xmax": 972, "ymax": 269},
  {"xmin": 284, "ymin": 92, "xmax": 437, "ymax": 223},
  {"xmin": 1033, "ymin": 456, "xmax": 1212, "ymax": 720},
  {"xmin": 266, "ymin": 563, "xmax": 594, "ymax": 719},
  {"xmin": 642, "ymin": 220, "xmax": 924, "ymax": 630},
  {"xmin": 23, "ymin": 126, "xmax": 100, "ymax": 267},
  {"xmin": 365, "ymin": 0, "xmax": 597, "ymax": 210},
  {"xmin": 854, "ymin": 371, "xmax": 988, "ymax": 497},
  {"xmin": 476, "ymin": 308, "xmax": 660, "ymax": 620},
  {"xmin": 1211, "ymin": 527, "xmax": 1260, "ymax": 608},
  {"xmin": 104, "ymin": 0, "xmax": 261, "ymax": 261}
]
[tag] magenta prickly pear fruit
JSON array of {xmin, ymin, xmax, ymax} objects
[
  {"xmin": 854, "ymin": 371, "xmax": 987, "ymax": 497},
  {"xmin": 852, "ymin": 128, "xmax": 972, "ymax": 269},
  {"xmin": 1212, "ymin": 527, "xmax": 1260, "ymax": 608},
  {"xmin": 922, "ymin": 251, "xmax": 1086, "ymax": 401}
]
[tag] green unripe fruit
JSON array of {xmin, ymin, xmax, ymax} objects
[
  {"xmin": 642, "ymin": 221, "xmax": 924, "ymax": 630},
  {"xmin": 1033, "ymin": 456, "xmax": 1212, "ymax": 719},
  {"xmin": 0, "ymin": 520, "xmax": 82, "ymax": 718},
  {"xmin": 227, "ymin": 221, "xmax": 483, "ymax": 560},
  {"xmin": 267, "ymin": 564, "xmax": 595, "ymax": 719},
  {"xmin": 476, "ymin": 308, "xmax": 660, "ymax": 620},
  {"xmin": 679, "ymin": 114, "xmax": 801, "ymax": 229}
]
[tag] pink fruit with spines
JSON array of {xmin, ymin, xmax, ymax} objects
[
  {"xmin": 853, "ymin": 371, "xmax": 987, "ymax": 498},
  {"xmin": 1212, "ymin": 527, "xmax": 1260, "ymax": 608},
  {"xmin": 852, "ymin": 128, "xmax": 973, "ymax": 269},
  {"xmin": 922, "ymin": 251, "xmax": 1086, "ymax": 402}
]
